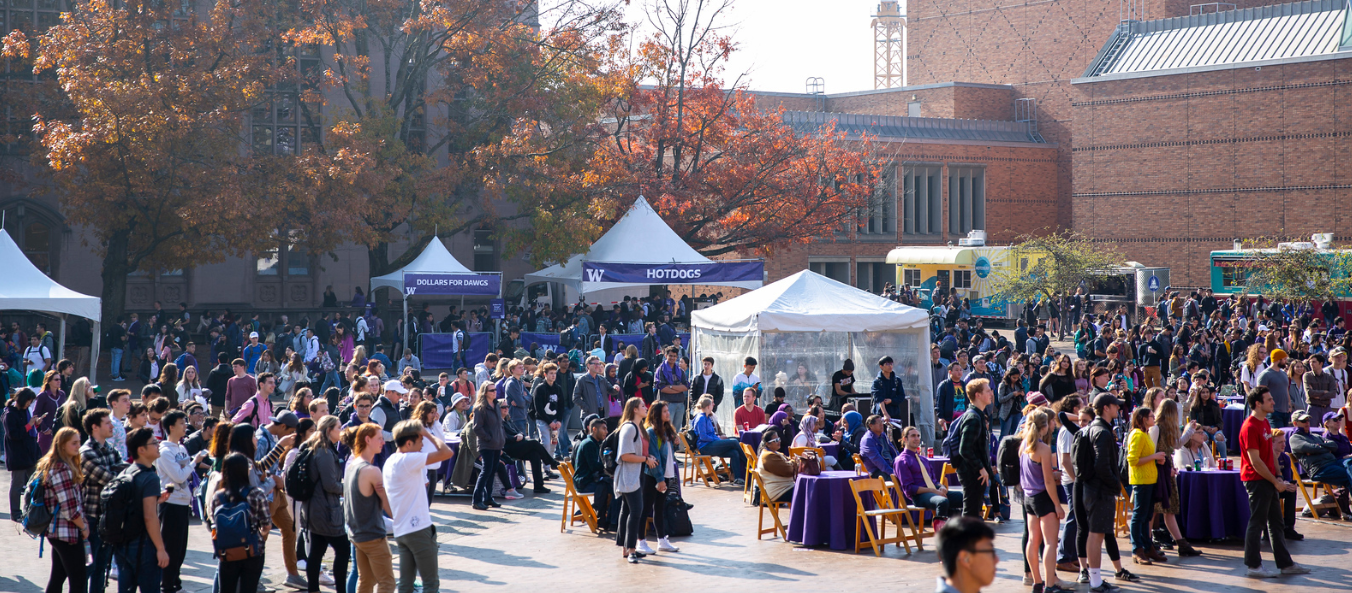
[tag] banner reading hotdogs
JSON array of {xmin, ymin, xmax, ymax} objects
[{"xmin": 581, "ymin": 261, "xmax": 764, "ymax": 284}]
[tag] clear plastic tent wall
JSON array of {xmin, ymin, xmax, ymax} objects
[{"xmin": 694, "ymin": 329, "xmax": 933, "ymax": 430}]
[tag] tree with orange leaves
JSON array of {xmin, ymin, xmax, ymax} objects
[
  {"xmin": 590, "ymin": 0, "xmax": 881, "ymax": 257},
  {"xmin": 0, "ymin": 0, "xmax": 361, "ymax": 322}
]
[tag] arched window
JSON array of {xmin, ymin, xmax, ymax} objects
[{"xmin": 23, "ymin": 221, "xmax": 51, "ymax": 273}]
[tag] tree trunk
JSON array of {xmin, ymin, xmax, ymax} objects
[
  {"xmin": 100, "ymin": 232, "xmax": 131, "ymax": 325},
  {"xmin": 367, "ymin": 240, "xmax": 391, "ymax": 309}
]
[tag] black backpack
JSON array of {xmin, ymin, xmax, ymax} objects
[
  {"xmin": 1117, "ymin": 439, "xmax": 1132, "ymax": 487},
  {"xmin": 600, "ymin": 428, "xmax": 621, "ymax": 477},
  {"xmin": 995, "ymin": 435, "xmax": 1022, "ymax": 487},
  {"xmin": 285, "ymin": 445, "xmax": 317, "ymax": 502},
  {"xmin": 100, "ymin": 465, "xmax": 151, "ymax": 546},
  {"xmin": 940, "ymin": 412, "xmax": 966, "ymax": 459},
  {"xmin": 1071, "ymin": 428, "xmax": 1095, "ymax": 484}
]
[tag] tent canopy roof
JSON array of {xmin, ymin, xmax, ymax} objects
[
  {"xmin": 0, "ymin": 228, "xmax": 101, "ymax": 321},
  {"xmin": 524, "ymin": 196, "xmax": 761, "ymax": 292},
  {"xmin": 370, "ymin": 238, "xmax": 474, "ymax": 293},
  {"xmin": 692, "ymin": 270, "xmax": 928, "ymax": 333}
]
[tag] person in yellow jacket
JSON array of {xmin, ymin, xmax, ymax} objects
[{"xmin": 1125, "ymin": 407, "xmax": 1169, "ymax": 565}]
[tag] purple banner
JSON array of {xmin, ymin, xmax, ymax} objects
[
  {"xmin": 403, "ymin": 272, "xmax": 501, "ymax": 296},
  {"xmin": 581, "ymin": 261, "xmax": 762, "ymax": 284},
  {"xmin": 490, "ymin": 299, "xmax": 505, "ymax": 319}
]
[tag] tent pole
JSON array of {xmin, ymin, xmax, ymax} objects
[
  {"xmin": 59, "ymin": 316, "xmax": 67, "ymax": 363},
  {"xmin": 90, "ymin": 321, "xmax": 101, "ymax": 385},
  {"xmin": 403, "ymin": 295, "xmax": 410, "ymax": 357}
]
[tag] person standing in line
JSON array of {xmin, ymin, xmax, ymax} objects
[
  {"xmin": 344, "ymin": 424, "xmax": 396, "ymax": 593},
  {"xmin": 383, "ymin": 420, "xmax": 453, "ymax": 593},
  {"xmin": 952, "ymin": 378, "xmax": 995, "ymax": 519},
  {"xmin": 531, "ymin": 362, "xmax": 565, "ymax": 455},
  {"xmin": 37, "ymin": 427, "xmax": 88, "ymax": 593},
  {"xmin": 302, "ymin": 416, "xmax": 349, "ymax": 593},
  {"xmin": 155, "ymin": 410, "xmax": 207, "ymax": 593},
  {"xmin": 935, "ymin": 517, "xmax": 999, "ymax": 593},
  {"xmin": 81, "ymin": 408, "xmax": 128, "ymax": 593},
  {"xmin": 113, "ymin": 428, "xmax": 171, "ymax": 593},
  {"xmin": 1123, "ymin": 407, "xmax": 1165, "ymax": 565},
  {"xmin": 1239, "ymin": 386, "xmax": 1311, "ymax": 578},
  {"xmin": 209, "ymin": 453, "xmax": 271, "ymax": 593},
  {"xmin": 614, "ymin": 397, "xmax": 651, "ymax": 564},
  {"xmin": 471, "ymin": 382, "xmax": 507, "ymax": 511}
]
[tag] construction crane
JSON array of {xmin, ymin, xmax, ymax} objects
[{"xmin": 873, "ymin": 1, "xmax": 906, "ymax": 89}]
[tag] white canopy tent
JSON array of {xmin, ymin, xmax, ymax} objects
[
  {"xmin": 523, "ymin": 196, "xmax": 763, "ymax": 294},
  {"xmin": 370, "ymin": 238, "xmax": 495, "ymax": 353},
  {"xmin": 691, "ymin": 270, "xmax": 933, "ymax": 431},
  {"xmin": 0, "ymin": 228, "xmax": 103, "ymax": 381}
]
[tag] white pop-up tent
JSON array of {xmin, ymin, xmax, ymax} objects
[
  {"xmin": 370, "ymin": 238, "xmax": 474, "ymax": 293},
  {"xmin": 692, "ymin": 270, "xmax": 933, "ymax": 431},
  {"xmin": 0, "ymin": 228, "xmax": 103, "ymax": 381},
  {"xmin": 524, "ymin": 196, "xmax": 763, "ymax": 295}
]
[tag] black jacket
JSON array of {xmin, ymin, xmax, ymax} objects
[
  {"xmin": 691, "ymin": 372, "xmax": 725, "ymax": 409},
  {"xmin": 3, "ymin": 405, "xmax": 39, "ymax": 471},
  {"xmin": 531, "ymin": 379, "xmax": 565, "ymax": 424},
  {"xmin": 1080, "ymin": 417, "xmax": 1122, "ymax": 495},
  {"xmin": 205, "ymin": 363, "xmax": 232, "ymax": 407},
  {"xmin": 952, "ymin": 406, "xmax": 992, "ymax": 475}
]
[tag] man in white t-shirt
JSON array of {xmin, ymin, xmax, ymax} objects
[
  {"xmin": 382, "ymin": 420, "xmax": 453, "ymax": 593},
  {"xmin": 1329, "ymin": 347, "xmax": 1349, "ymax": 409},
  {"xmin": 23, "ymin": 334, "xmax": 52, "ymax": 374}
]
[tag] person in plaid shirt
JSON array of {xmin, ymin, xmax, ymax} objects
[
  {"xmin": 81, "ymin": 408, "xmax": 128, "ymax": 593},
  {"xmin": 38, "ymin": 427, "xmax": 88, "ymax": 593}
]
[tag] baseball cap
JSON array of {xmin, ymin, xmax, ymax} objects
[
  {"xmin": 1292, "ymin": 410, "xmax": 1310, "ymax": 423},
  {"xmin": 1257, "ymin": 324, "xmax": 1269, "ymax": 332},
  {"xmin": 1092, "ymin": 393, "xmax": 1123, "ymax": 410},
  {"xmin": 383, "ymin": 380, "xmax": 409, "ymax": 394},
  {"xmin": 249, "ymin": 331, "xmax": 259, "ymax": 339},
  {"xmin": 1323, "ymin": 411, "xmax": 1343, "ymax": 424},
  {"xmin": 272, "ymin": 410, "xmax": 299, "ymax": 429},
  {"xmin": 1331, "ymin": 346, "xmax": 1347, "ymax": 357}
]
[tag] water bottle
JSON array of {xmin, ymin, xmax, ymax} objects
[{"xmin": 84, "ymin": 540, "xmax": 93, "ymax": 564}]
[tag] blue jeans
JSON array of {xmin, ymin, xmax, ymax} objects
[
  {"xmin": 697, "ymin": 438, "xmax": 746, "ymax": 480},
  {"xmin": 554, "ymin": 407, "xmax": 573, "ymax": 459},
  {"xmin": 114, "ymin": 538, "xmax": 163, "ymax": 593},
  {"xmin": 1128, "ymin": 484, "xmax": 1155, "ymax": 553},
  {"xmin": 667, "ymin": 402, "xmax": 688, "ymax": 434},
  {"xmin": 88, "ymin": 529, "xmax": 112, "ymax": 593},
  {"xmin": 474, "ymin": 449, "xmax": 502, "ymax": 506},
  {"xmin": 346, "ymin": 542, "xmax": 359, "ymax": 593},
  {"xmin": 1000, "ymin": 412, "xmax": 1022, "ymax": 440},
  {"xmin": 1204, "ymin": 429, "xmax": 1228, "ymax": 458},
  {"xmin": 913, "ymin": 490, "xmax": 964, "ymax": 519},
  {"xmin": 1312, "ymin": 460, "xmax": 1352, "ymax": 491},
  {"xmin": 321, "ymin": 370, "xmax": 340, "ymax": 394},
  {"xmin": 1056, "ymin": 484, "xmax": 1077, "ymax": 564},
  {"xmin": 111, "ymin": 348, "xmax": 124, "ymax": 378},
  {"xmin": 1268, "ymin": 410, "xmax": 1291, "ymax": 429}
]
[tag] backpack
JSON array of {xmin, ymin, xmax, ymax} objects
[
  {"xmin": 211, "ymin": 487, "xmax": 261, "ymax": 562},
  {"xmin": 1117, "ymin": 439, "xmax": 1132, "ymax": 487},
  {"xmin": 940, "ymin": 413, "xmax": 966, "ymax": 459},
  {"xmin": 1071, "ymin": 428, "xmax": 1096, "ymax": 485},
  {"xmin": 285, "ymin": 445, "xmax": 318, "ymax": 502},
  {"xmin": 995, "ymin": 435, "xmax": 1022, "ymax": 488},
  {"xmin": 600, "ymin": 428, "xmax": 621, "ymax": 477},
  {"xmin": 100, "ymin": 465, "xmax": 151, "ymax": 546},
  {"xmin": 663, "ymin": 479, "xmax": 694, "ymax": 536},
  {"xmin": 459, "ymin": 330, "xmax": 470, "ymax": 352},
  {"xmin": 19, "ymin": 474, "xmax": 55, "ymax": 538}
]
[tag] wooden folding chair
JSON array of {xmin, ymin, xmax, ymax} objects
[
  {"xmin": 849, "ymin": 477, "xmax": 921, "ymax": 556},
  {"xmin": 939, "ymin": 462, "xmax": 991, "ymax": 518},
  {"xmin": 741, "ymin": 443, "xmax": 759, "ymax": 503},
  {"xmin": 886, "ymin": 481, "xmax": 937, "ymax": 551},
  {"xmin": 1115, "ymin": 485, "xmax": 1131, "ymax": 539},
  {"xmin": 1292, "ymin": 456, "xmax": 1340, "ymax": 517},
  {"xmin": 557, "ymin": 462, "xmax": 598, "ymax": 534},
  {"xmin": 748, "ymin": 471, "xmax": 788, "ymax": 540},
  {"xmin": 678, "ymin": 432, "xmax": 726, "ymax": 486}
]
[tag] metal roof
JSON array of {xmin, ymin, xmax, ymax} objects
[
  {"xmin": 1084, "ymin": 0, "xmax": 1351, "ymax": 77},
  {"xmin": 781, "ymin": 111, "xmax": 1046, "ymax": 145}
]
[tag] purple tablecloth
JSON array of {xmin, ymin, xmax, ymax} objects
[
  {"xmin": 1221, "ymin": 405, "xmax": 1246, "ymax": 453},
  {"xmin": 927, "ymin": 456, "xmax": 949, "ymax": 481},
  {"xmin": 1177, "ymin": 469, "xmax": 1250, "ymax": 540},
  {"xmin": 787, "ymin": 470, "xmax": 871, "ymax": 550}
]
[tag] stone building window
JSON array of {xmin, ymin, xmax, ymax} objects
[
  {"xmin": 252, "ymin": 45, "xmax": 321, "ymax": 155},
  {"xmin": 256, "ymin": 230, "xmax": 309, "ymax": 276},
  {"xmin": 857, "ymin": 165, "xmax": 896, "ymax": 239},
  {"xmin": 948, "ymin": 166, "xmax": 985, "ymax": 236},
  {"xmin": 473, "ymin": 229, "xmax": 496, "ymax": 271},
  {"xmin": 856, "ymin": 260, "xmax": 896, "ymax": 294},
  {"xmin": 902, "ymin": 164, "xmax": 942, "ymax": 237},
  {"xmin": 809, "ymin": 258, "xmax": 850, "ymax": 284}
]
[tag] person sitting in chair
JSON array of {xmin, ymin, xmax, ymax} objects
[
  {"xmin": 895, "ymin": 425, "xmax": 963, "ymax": 523},
  {"xmin": 756, "ymin": 427, "xmax": 796, "ymax": 503},
  {"xmin": 859, "ymin": 414, "xmax": 899, "ymax": 478}
]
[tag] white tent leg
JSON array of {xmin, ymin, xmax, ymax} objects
[
  {"xmin": 59, "ymin": 316, "xmax": 67, "ymax": 362},
  {"xmin": 90, "ymin": 321, "xmax": 101, "ymax": 385},
  {"xmin": 403, "ymin": 295, "xmax": 410, "ymax": 356}
]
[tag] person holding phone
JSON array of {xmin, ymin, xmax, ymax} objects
[
  {"xmin": 5, "ymin": 388, "xmax": 42, "ymax": 523},
  {"xmin": 156, "ymin": 410, "xmax": 208, "ymax": 593}
]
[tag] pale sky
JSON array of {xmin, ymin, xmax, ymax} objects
[{"xmin": 618, "ymin": 0, "xmax": 889, "ymax": 95}]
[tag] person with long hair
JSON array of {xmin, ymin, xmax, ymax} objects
[
  {"xmin": 622, "ymin": 358, "xmax": 655, "ymax": 404},
  {"xmin": 637, "ymin": 401, "xmax": 681, "ymax": 555},
  {"xmin": 281, "ymin": 353, "xmax": 308, "ymax": 398},
  {"xmin": 412, "ymin": 401, "xmax": 448, "ymax": 503},
  {"xmin": 1073, "ymin": 359, "xmax": 1091, "ymax": 394},
  {"xmin": 211, "ymin": 452, "xmax": 271, "ymax": 593},
  {"xmin": 471, "ymin": 381, "xmax": 507, "ymax": 510},
  {"xmin": 1021, "ymin": 409, "xmax": 1069, "ymax": 593},
  {"xmin": 998, "ymin": 367, "xmax": 1026, "ymax": 439},
  {"xmin": 37, "ymin": 427, "xmax": 88, "ymax": 593},
  {"xmin": 157, "ymin": 362, "xmax": 180, "ymax": 407},
  {"xmin": 1148, "ymin": 399, "xmax": 1201, "ymax": 558},
  {"xmin": 291, "ymin": 388, "xmax": 315, "ymax": 419},
  {"xmin": 255, "ymin": 349, "xmax": 281, "ymax": 378},
  {"xmin": 1240, "ymin": 343, "xmax": 1268, "ymax": 395},
  {"xmin": 177, "ymin": 365, "xmax": 205, "ymax": 409},
  {"xmin": 1125, "ymin": 407, "xmax": 1167, "ymax": 564},
  {"xmin": 56, "ymin": 376, "xmax": 91, "ymax": 442},
  {"xmin": 6, "ymin": 387, "xmax": 42, "ymax": 520},
  {"xmin": 1040, "ymin": 354, "xmax": 1078, "ymax": 405},
  {"xmin": 614, "ymin": 397, "xmax": 651, "ymax": 564},
  {"xmin": 33, "ymin": 369, "xmax": 66, "ymax": 455},
  {"xmin": 300, "ymin": 415, "xmax": 348, "ymax": 593},
  {"xmin": 1286, "ymin": 359, "xmax": 1308, "ymax": 415}
]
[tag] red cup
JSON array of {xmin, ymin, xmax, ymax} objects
[{"xmin": 927, "ymin": 447, "xmax": 934, "ymax": 457}]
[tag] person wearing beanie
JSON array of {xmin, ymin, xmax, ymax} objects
[{"xmin": 1256, "ymin": 350, "xmax": 1293, "ymax": 427}]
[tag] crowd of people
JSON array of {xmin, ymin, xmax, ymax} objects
[{"xmin": 3, "ymin": 287, "xmax": 1352, "ymax": 592}]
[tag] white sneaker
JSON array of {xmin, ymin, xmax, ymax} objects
[
  {"xmin": 1246, "ymin": 566, "xmax": 1280, "ymax": 578},
  {"xmin": 109, "ymin": 564, "xmax": 119, "ymax": 580},
  {"xmin": 657, "ymin": 537, "xmax": 680, "ymax": 552},
  {"xmin": 503, "ymin": 490, "xmax": 524, "ymax": 500},
  {"xmin": 297, "ymin": 559, "xmax": 307, "ymax": 571},
  {"xmin": 635, "ymin": 540, "xmax": 656, "ymax": 554},
  {"xmin": 1280, "ymin": 564, "xmax": 1312, "ymax": 576},
  {"xmin": 319, "ymin": 571, "xmax": 335, "ymax": 586}
]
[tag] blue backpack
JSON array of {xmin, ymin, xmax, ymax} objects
[{"xmin": 211, "ymin": 488, "xmax": 261, "ymax": 562}]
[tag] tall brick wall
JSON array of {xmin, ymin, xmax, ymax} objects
[
  {"xmin": 764, "ymin": 141, "xmax": 1059, "ymax": 283},
  {"xmin": 1072, "ymin": 57, "xmax": 1352, "ymax": 286}
]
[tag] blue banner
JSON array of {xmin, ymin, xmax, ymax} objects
[
  {"xmin": 403, "ymin": 272, "xmax": 501, "ymax": 296},
  {"xmin": 421, "ymin": 332, "xmax": 493, "ymax": 370},
  {"xmin": 581, "ymin": 261, "xmax": 762, "ymax": 284},
  {"xmin": 490, "ymin": 299, "xmax": 505, "ymax": 319}
]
